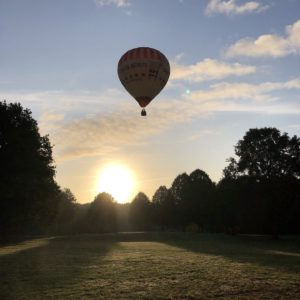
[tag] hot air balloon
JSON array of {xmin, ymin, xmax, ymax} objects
[{"xmin": 118, "ymin": 47, "xmax": 170, "ymax": 116}]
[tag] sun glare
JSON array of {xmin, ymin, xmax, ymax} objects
[{"xmin": 96, "ymin": 164, "xmax": 135, "ymax": 203}]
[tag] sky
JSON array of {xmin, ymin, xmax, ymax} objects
[{"xmin": 1, "ymin": 0, "xmax": 300, "ymax": 203}]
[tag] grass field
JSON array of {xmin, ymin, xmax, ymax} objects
[{"xmin": 1, "ymin": 233, "xmax": 300, "ymax": 299}]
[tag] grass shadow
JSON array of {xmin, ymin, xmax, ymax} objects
[
  {"xmin": 103, "ymin": 232, "xmax": 300, "ymax": 273},
  {"xmin": 165, "ymin": 233, "xmax": 300, "ymax": 273},
  {"xmin": 0, "ymin": 235, "xmax": 118, "ymax": 299}
]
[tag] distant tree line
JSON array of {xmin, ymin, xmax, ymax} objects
[{"xmin": 1, "ymin": 101, "xmax": 300, "ymax": 240}]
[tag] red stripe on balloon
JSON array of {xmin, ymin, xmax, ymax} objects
[
  {"xmin": 144, "ymin": 48, "xmax": 148, "ymax": 59},
  {"xmin": 157, "ymin": 51, "xmax": 162, "ymax": 61},
  {"xmin": 119, "ymin": 47, "xmax": 168, "ymax": 63},
  {"xmin": 136, "ymin": 48, "xmax": 140, "ymax": 58},
  {"xmin": 135, "ymin": 96, "xmax": 152, "ymax": 108},
  {"xmin": 150, "ymin": 49, "xmax": 155, "ymax": 59},
  {"xmin": 123, "ymin": 52, "xmax": 129, "ymax": 62},
  {"xmin": 129, "ymin": 50, "xmax": 134, "ymax": 59}
]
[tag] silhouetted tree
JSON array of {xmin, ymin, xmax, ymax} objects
[
  {"xmin": 257, "ymin": 176, "xmax": 300, "ymax": 237},
  {"xmin": 189, "ymin": 169, "xmax": 216, "ymax": 231},
  {"xmin": 87, "ymin": 192, "xmax": 117, "ymax": 233},
  {"xmin": 169, "ymin": 170, "xmax": 216, "ymax": 231},
  {"xmin": 217, "ymin": 177, "xmax": 238, "ymax": 234},
  {"xmin": 218, "ymin": 176, "xmax": 262, "ymax": 234},
  {"xmin": 223, "ymin": 127, "xmax": 300, "ymax": 238},
  {"xmin": 72, "ymin": 202, "xmax": 91, "ymax": 234},
  {"xmin": 234, "ymin": 127, "xmax": 300, "ymax": 178},
  {"xmin": 116, "ymin": 203, "xmax": 131, "ymax": 232},
  {"xmin": 54, "ymin": 188, "xmax": 77, "ymax": 234},
  {"xmin": 129, "ymin": 192, "xmax": 152, "ymax": 230},
  {"xmin": 0, "ymin": 101, "xmax": 60, "ymax": 238},
  {"xmin": 152, "ymin": 186, "xmax": 176, "ymax": 230},
  {"xmin": 170, "ymin": 173, "xmax": 191, "ymax": 230},
  {"xmin": 222, "ymin": 157, "xmax": 239, "ymax": 179}
]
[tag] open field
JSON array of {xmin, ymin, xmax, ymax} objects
[{"xmin": 1, "ymin": 233, "xmax": 300, "ymax": 299}]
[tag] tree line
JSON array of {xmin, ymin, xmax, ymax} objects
[{"xmin": 1, "ymin": 101, "xmax": 300, "ymax": 240}]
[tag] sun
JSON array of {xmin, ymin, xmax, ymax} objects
[{"xmin": 96, "ymin": 164, "xmax": 135, "ymax": 203}]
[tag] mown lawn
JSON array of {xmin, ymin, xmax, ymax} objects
[{"xmin": 1, "ymin": 233, "xmax": 300, "ymax": 299}]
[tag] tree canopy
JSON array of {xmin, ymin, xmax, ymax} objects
[
  {"xmin": 87, "ymin": 192, "xmax": 117, "ymax": 233},
  {"xmin": 221, "ymin": 127, "xmax": 300, "ymax": 238},
  {"xmin": 129, "ymin": 192, "xmax": 151, "ymax": 230},
  {"xmin": 0, "ymin": 101, "xmax": 60, "ymax": 237},
  {"xmin": 225, "ymin": 127, "xmax": 300, "ymax": 179}
]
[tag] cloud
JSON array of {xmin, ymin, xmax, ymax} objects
[
  {"xmin": 94, "ymin": 0, "xmax": 132, "ymax": 15},
  {"xmin": 53, "ymin": 110, "xmax": 157, "ymax": 160},
  {"xmin": 2, "ymin": 77, "xmax": 300, "ymax": 162},
  {"xmin": 188, "ymin": 79, "xmax": 300, "ymax": 104},
  {"xmin": 226, "ymin": 19, "xmax": 300, "ymax": 58},
  {"xmin": 205, "ymin": 0, "xmax": 269, "ymax": 16},
  {"xmin": 284, "ymin": 78, "xmax": 300, "ymax": 89},
  {"xmin": 94, "ymin": 0, "xmax": 131, "ymax": 7},
  {"xmin": 39, "ymin": 111, "xmax": 65, "ymax": 133},
  {"xmin": 187, "ymin": 129, "xmax": 220, "ymax": 141},
  {"xmin": 170, "ymin": 58, "xmax": 256, "ymax": 82},
  {"xmin": 50, "ymin": 78, "xmax": 300, "ymax": 160}
]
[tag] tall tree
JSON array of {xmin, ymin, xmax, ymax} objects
[
  {"xmin": 54, "ymin": 188, "xmax": 77, "ymax": 234},
  {"xmin": 217, "ymin": 176, "xmax": 261, "ymax": 235},
  {"xmin": 129, "ymin": 192, "xmax": 152, "ymax": 231},
  {"xmin": 223, "ymin": 127, "xmax": 300, "ymax": 238},
  {"xmin": 152, "ymin": 186, "xmax": 176, "ymax": 230},
  {"xmin": 189, "ymin": 169, "xmax": 216, "ymax": 231},
  {"xmin": 170, "ymin": 173, "xmax": 191, "ymax": 230},
  {"xmin": 87, "ymin": 192, "xmax": 117, "ymax": 233},
  {"xmin": 170, "ymin": 171, "xmax": 216, "ymax": 231},
  {"xmin": 0, "ymin": 101, "xmax": 60, "ymax": 237}
]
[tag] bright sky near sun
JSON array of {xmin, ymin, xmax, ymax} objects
[{"xmin": 1, "ymin": 0, "xmax": 300, "ymax": 203}]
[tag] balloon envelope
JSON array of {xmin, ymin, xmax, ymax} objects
[{"xmin": 118, "ymin": 47, "xmax": 170, "ymax": 108}]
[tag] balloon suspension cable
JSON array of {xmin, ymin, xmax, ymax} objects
[{"xmin": 141, "ymin": 109, "xmax": 147, "ymax": 116}]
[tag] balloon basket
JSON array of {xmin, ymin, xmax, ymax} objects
[{"xmin": 141, "ymin": 109, "xmax": 147, "ymax": 116}]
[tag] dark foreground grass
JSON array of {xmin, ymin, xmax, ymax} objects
[{"xmin": 1, "ymin": 233, "xmax": 300, "ymax": 299}]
